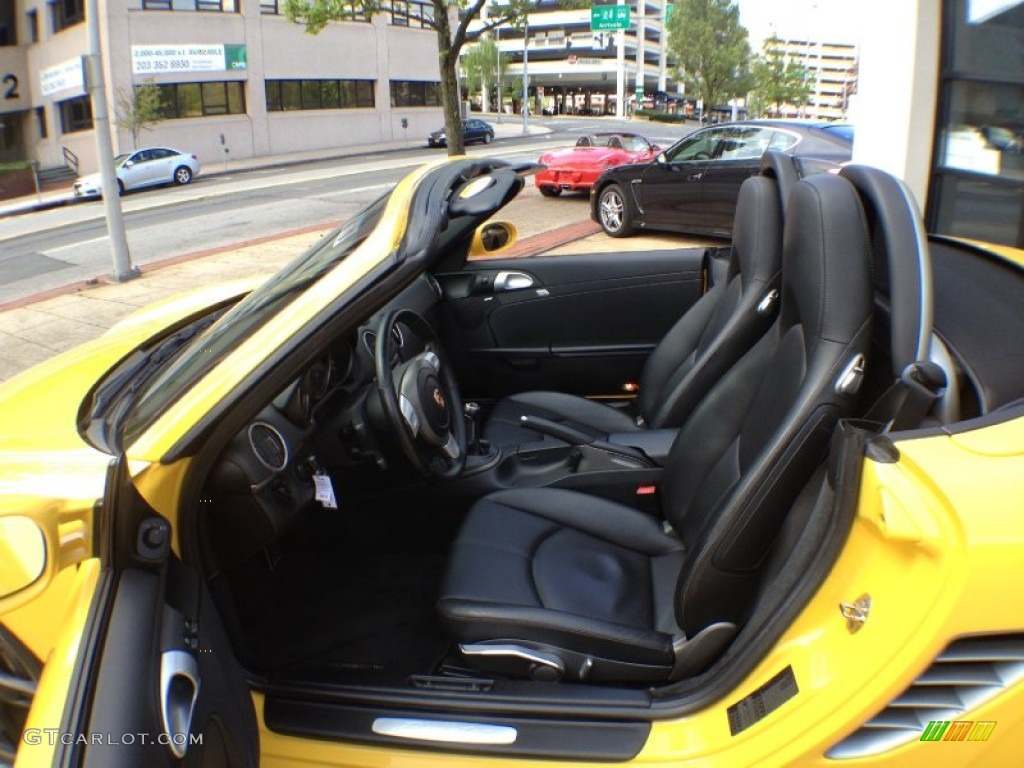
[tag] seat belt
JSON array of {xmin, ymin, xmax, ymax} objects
[{"xmin": 864, "ymin": 361, "xmax": 947, "ymax": 432}]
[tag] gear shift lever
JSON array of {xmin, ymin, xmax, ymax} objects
[{"xmin": 464, "ymin": 402, "xmax": 482, "ymax": 453}]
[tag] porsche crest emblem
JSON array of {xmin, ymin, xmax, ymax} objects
[{"xmin": 433, "ymin": 388, "xmax": 445, "ymax": 409}]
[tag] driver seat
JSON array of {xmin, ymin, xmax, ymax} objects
[
  {"xmin": 438, "ymin": 173, "xmax": 874, "ymax": 683},
  {"xmin": 482, "ymin": 172, "xmax": 785, "ymax": 448}
]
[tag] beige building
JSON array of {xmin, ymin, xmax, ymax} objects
[
  {"xmin": 0, "ymin": 0, "xmax": 443, "ymax": 175},
  {"xmin": 765, "ymin": 38, "xmax": 858, "ymax": 121}
]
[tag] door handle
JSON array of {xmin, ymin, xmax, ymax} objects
[
  {"xmin": 160, "ymin": 650, "xmax": 200, "ymax": 759},
  {"xmin": 494, "ymin": 271, "xmax": 535, "ymax": 291},
  {"xmin": 687, "ymin": 172, "xmax": 704, "ymax": 182}
]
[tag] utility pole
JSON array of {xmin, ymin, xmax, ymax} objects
[
  {"xmin": 86, "ymin": 0, "xmax": 136, "ymax": 282},
  {"xmin": 615, "ymin": 0, "xmax": 625, "ymax": 118},
  {"xmin": 522, "ymin": 16, "xmax": 530, "ymax": 134},
  {"xmin": 659, "ymin": 0, "xmax": 667, "ymax": 93}
]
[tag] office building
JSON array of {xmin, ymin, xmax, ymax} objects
[{"xmin": 0, "ymin": 0, "xmax": 443, "ymax": 175}]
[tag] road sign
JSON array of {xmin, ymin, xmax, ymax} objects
[{"xmin": 591, "ymin": 6, "xmax": 631, "ymax": 31}]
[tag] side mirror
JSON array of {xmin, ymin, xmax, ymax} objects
[
  {"xmin": 0, "ymin": 516, "xmax": 47, "ymax": 600},
  {"xmin": 469, "ymin": 221, "xmax": 518, "ymax": 257},
  {"xmin": 656, "ymin": 153, "xmax": 667, "ymax": 166},
  {"xmin": 124, "ymin": 160, "xmax": 134, "ymax": 168}
]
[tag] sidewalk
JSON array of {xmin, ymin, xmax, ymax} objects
[{"xmin": 0, "ymin": 117, "xmax": 553, "ymax": 220}]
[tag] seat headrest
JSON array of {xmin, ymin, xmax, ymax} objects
[
  {"xmin": 576, "ymin": 136, "xmax": 592, "ymax": 147},
  {"xmin": 731, "ymin": 176, "xmax": 783, "ymax": 286},
  {"xmin": 839, "ymin": 165, "xmax": 933, "ymax": 377},
  {"xmin": 782, "ymin": 174, "xmax": 872, "ymax": 345},
  {"xmin": 759, "ymin": 150, "xmax": 801, "ymax": 215}
]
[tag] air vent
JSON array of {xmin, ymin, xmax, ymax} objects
[
  {"xmin": 827, "ymin": 634, "xmax": 1024, "ymax": 758},
  {"xmin": 248, "ymin": 422, "xmax": 289, "ymax": 471}
]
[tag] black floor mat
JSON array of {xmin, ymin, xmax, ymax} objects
[{"xmin": 226, "ymin": 548, "xmax": 450, "ymax": 683}]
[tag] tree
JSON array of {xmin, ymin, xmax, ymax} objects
[
  {"xmin": 751, "ymin": 35, "xmax": 811, "ymax": 117},
  {"xmin": 285, "ymin": 0, "xmax": 539, "ymax": 155},
  {"xmin": 665, "ymin": 0, "xmax": 751, "ymax": 121},
  {"xmin": 461, "ymin": 38, "xmax": 507, "ymax": 110},
  {"xmin": 114, "ymin": 80, "xmax": 165, "ymax": 149}
]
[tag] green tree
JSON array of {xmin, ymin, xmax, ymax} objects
[
  {"xmin": 751, "ymin": 35, "xmax": 811, "ymax": 117},
  {"xmin": 665, "ymin": 0, "xmax": 751, "ymax": 120},
  {"xmin": 114, "ymin": 80, "xmax": 165, "ymax": 149},
  {"xmin": 284, "ymin": 0, "xmax": 539, "ymax": 155},
  {"xmin": 461, "ymin": 38, "xmax": 507, "ymax": 110}
]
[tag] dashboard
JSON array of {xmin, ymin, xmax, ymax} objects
[{"xmin": 200, "ymin": 273, "xmax": 444, "ymax": 573}]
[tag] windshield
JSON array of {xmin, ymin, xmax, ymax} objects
[
  {"xmin": 120, "ymin": 191, "xmax": 392, "ymax": 447},
  {"xmin": 114, "ymin": 154, "xmax": 130, "ymax": 166}
]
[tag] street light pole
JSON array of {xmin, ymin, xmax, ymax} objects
[
  {"xmin": 496, "ymin": 25, "xmax": 502, "ymax": 118},
  {"xmin": 615, "ymin": 0, "xmax": 625, "ymax": 118},
  {"xmin": 85, "ymin": 0, "xmax": 135, "ymax": 282},
  {"xmin": 522, "ymin": 17, "xmax": 529, "ymax": 134}
]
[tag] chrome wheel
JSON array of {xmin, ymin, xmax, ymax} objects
[
  {"xmin": 174, "ymin": 166, "xmax": 192, "ymax": 185},
  {"xmin": 598, "ymin": 184, "xmax": 634, "ymax": 237}
]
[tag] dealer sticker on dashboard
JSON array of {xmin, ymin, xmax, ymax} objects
[{"xmin": 313, "ymin": 472, "xmax": 338, "ymax": 510}]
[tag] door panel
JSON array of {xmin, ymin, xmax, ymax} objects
[
  {"xmin": 695, "ymin": 158, "xmax": 761, "ymax": 234},
  {"xmin": 636, "ymin": 160, "xmax": 711, "ymax": 231},
  {"xmin": 70, "ymin": 459, "xmax": 258, "ymax": 767},
  {"xmin": 437, "ymin": 249, "xmax": 708, "ymax": 399}
]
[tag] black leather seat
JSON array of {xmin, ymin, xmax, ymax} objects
[
  {"xmin": 439, "ymin": 173, "xmax": 874, "ymax": 683},
  {"xmin": 483, "ymin": 173, "xmax": 785, "ymax": 448}
]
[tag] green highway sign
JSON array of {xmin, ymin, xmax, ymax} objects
[{"xmin": 591, "ymin": 5, "xmax": 631, "ymax": 31}]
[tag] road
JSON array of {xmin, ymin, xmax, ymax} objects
[{"xmin": 0, "ymin": 117, "xmax": 695, "ymax": 305}]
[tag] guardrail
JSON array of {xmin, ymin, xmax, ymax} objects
[{"xmin": 62, "ymin": 146, "xmax": 79, "ymax": 175}]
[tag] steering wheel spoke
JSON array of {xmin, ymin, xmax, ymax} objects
[{"xmin": 374, "ymin": 309, "xmax": 467, "ymax": 480}]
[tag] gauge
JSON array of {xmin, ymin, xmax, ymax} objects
[
  {"xmin": 424, "ymin": 272, "xmax": 443, "ymax": 299},
  {"xmin": 248, "ymin": 422, "xmax": 289, "ymax": 471},
  {"xmin": 302, "ymin": 355, "xmax": 334, "ymax": 401},
  {"xmin": 361, "ymin": 326, "xmax": 403, "ymax": 357}
]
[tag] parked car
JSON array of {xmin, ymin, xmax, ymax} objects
[
  {"xmin": 3, "ymin": 156, "xmax": 1024, "ymax": 767},
  {"xmin": 72, "ymin": 147, "xmax": 200, "ymax": 198},
  {"xmin": 535, "ymin": 133, "xmax": 660, "ymax": 197},
  {"xmin": 591, "ymin": 120, "xmax": 853, "ymax": 238},
  {"xmin": 427, "ymin": 118, "xmax": 494, "ymax": 148}
]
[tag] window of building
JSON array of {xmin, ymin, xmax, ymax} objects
[
  {"xmin": 0, "ymin": 0, "xmax": 16, "ymax": 45},
  {"xmin": 390, "ymin": 1, "xmax": 433, "ymax": 28},
  {"xmin": 58, "ymin": 95, "xmax": 93, "ymax": 133},
  {"xmin": 929, "ymin": 0, "xmax": 1024, "ymax": 248},
  {"xmin": 390, "ymin": 80, "xmax": 441, "ymax": 107},
  {"xmin": 36, "ymin": 106, "xmax": 48, "ymax": 139},
  {"xmin": 153, "ymin": 81, "xmax": 246, "ymax": 119},
  {"xmin": 52, "ymin": 0, "xmax": 84, "ymax": 31},
  {"xmin": 138, "ymin": 0, "xmax": 238, "ymax": 11},
  {"xmin": 265, "ymin": 79, "xmax": 375, "ymax": 111},
  {"xmin": 27, "ymin": 9, "xmax": 39, "ymax": 42}
]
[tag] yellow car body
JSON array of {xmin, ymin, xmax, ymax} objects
[{"xmin": 2, "ymin": 158, "xmax": 1023, "ymax": 767}]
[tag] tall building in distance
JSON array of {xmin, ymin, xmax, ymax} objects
[
  {"xmin": 764, "ymin": 38, "xmax": 858, "ymax": 120},
  {"xmin": 474, "ymin": 0, "xmax": 678, "ymax": 116}
]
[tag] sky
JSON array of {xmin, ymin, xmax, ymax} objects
[{"xmin": 736, "ymin": 0, "xmax": 864, "ymax": 47}]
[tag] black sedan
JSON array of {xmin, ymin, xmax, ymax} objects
[
  {"xmin": 591, "ymin": 120, "xmax": 853, "ymax": 238},
  {"xmin": 427, "ymin": 118, "xmax": 495, "ymax": 148}
]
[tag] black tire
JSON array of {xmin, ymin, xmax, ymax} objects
[
  {"xmin": 597, "ymin": 184, "xmax": 635, "ymax": 237},
  {"xmin": 539, "ymin": 186, "xmax": 562, "ymax": 198},
  {"xmin": 117, "ymin": 180, "xmax": 125, "ymax": 196},
  {"xmin": 483, "ymin": 132, "xmax": 493, "ymax": 144},
  {"xmin": 173, "ymin": 166, "xmax": 192, "ymax": 185}
]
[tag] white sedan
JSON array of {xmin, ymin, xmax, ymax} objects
[{"xmin": 72, "ymin": 147, "xmax": 200, "ymax": 197}]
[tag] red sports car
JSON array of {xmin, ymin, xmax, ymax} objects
[{"xmin": 535, "ymin": 133, "xmax": 660, "ymax": 196}]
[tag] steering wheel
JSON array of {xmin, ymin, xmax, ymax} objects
[{"xmin": 374, "ymin": 309, "xmax": 467, "ymax": 480}]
